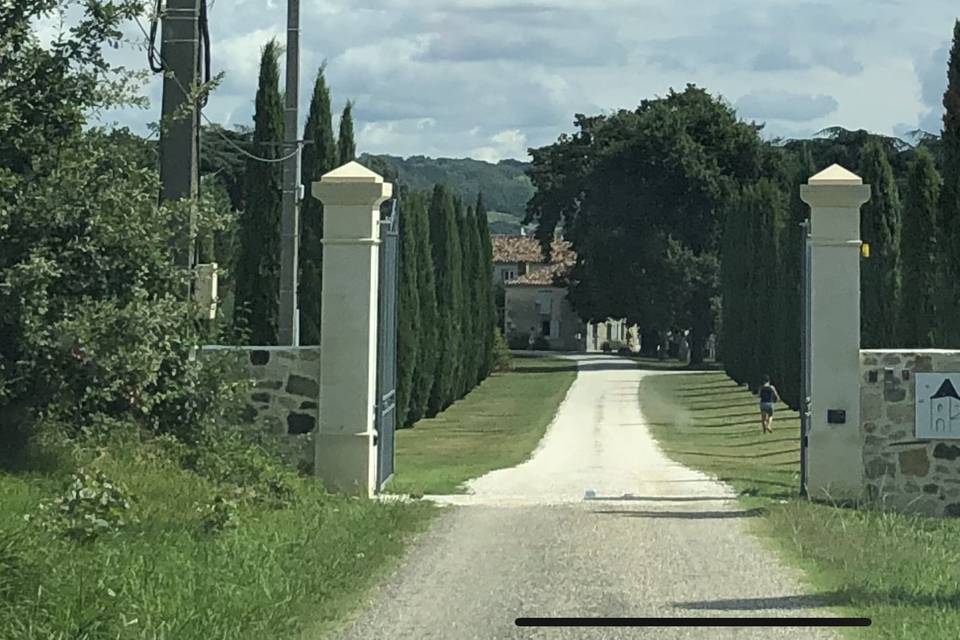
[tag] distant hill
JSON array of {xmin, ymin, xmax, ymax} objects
[{"xmin": 359, "ymin": 154, "xmax": 534, "ymax": 224}]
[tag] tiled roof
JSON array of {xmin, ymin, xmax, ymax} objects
[
  {"xmin": 511, "ymin": 263, "xmax": 570, "ymax": 286},
  {"xmin": 491, "ymin": 236, "xmax": 576, "ymax": 265}
]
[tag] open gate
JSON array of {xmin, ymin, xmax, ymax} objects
[
  {"xmin": 800, "ymin": 219, "xmax": 812, "ymax": 496},
  {"xmin": 375, "ymin": 195, "xmax": 400, "ymax": 491}
]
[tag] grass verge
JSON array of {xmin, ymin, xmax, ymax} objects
[
  {"xmin": 639, "ymin": 370, "xmax": 960, "ymax": 639},
  {"xmin": 0, "ymin": 449, "xmax": 435, "ymax": 640},
  {"xmin": 386, "ymin": 355, "xmax": 577, "ymax": 495}
]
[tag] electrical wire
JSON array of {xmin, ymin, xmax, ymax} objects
[{"xmin": 134, "ymin": 12, "xmax": 300, "ymax": 164}]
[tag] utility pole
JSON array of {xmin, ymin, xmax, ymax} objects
[
  {"xmin": 158, "ymin": 0, "xmax": 201, "ymax": 274},
  {"xmin": 278, "ymin": 0, "xmax": 302, "ymax": 345}
]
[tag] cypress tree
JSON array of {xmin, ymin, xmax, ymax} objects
[
  {"xmin": 459, "ymin": 204, "xmax": 482, "ymax": 396},
  {"xmin": 298, "ymin": 64, "xmax": 337, "ymax": 345},
  {"xmin": 337, "ymin": 100, "xmax": 356, "ymax": 165},
  {"xmin": 450, "ymin": 197, "xmax": 465, "ymax": 405},
  {"xmin": 234, "ymin": 40, "xmax": 284, "ymax": 345},
  {"xmin": 777, "ymin": 143, "xmax": 816, "ymax": 409},
  {"xmin": 396, "ymin": 189, "xmax": 421, "ymax": 426},
  {"xmin": 427, "ymin": 186, "xmax": 463, "ymax": 414},
  {"xmin": 901, "ymin": 147, "xmax": 942, "ymax": 348},
  {"xmin": 859, "ymin": 137, "xmax": 902, "ymax": 348},
  {"xmin": 474, "ymin": 192, "xmax": 496, "ymax": 380},
  {"xmin": 406, "ymin": 192, "xmax": 438, "ymax": 424},
  {"xmin": 939, "ymin": 19, "xmax": 960, "ymax": 345},
  {"xmin": 751, "ymin": 179, "xmax": 786, "ymax": 389},
  {"xmin": 720, "ymin": 187, "xmax": 750, "ymax": 384}
]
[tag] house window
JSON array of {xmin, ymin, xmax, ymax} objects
[
  {"xmin": 518, "ymin": 261, "xmax": 527, "ymax": 276},
  {"xmin": 542, "ymin": 320, "xmax": 551, "ymax": 337},
  {"xmin": 536, "ymin": 291, "xmax": 552, "ymax": 315}
]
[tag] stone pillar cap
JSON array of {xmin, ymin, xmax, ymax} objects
[
  {"xmin": 808, "ymin": 163, "xmax": 862, "ymax": 186},
  {"xmin": 320, "ymin": 161, "xmax": 385, "ymax": 184}
]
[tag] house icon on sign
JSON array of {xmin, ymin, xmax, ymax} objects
[{"xmin": 930, "ymin": 379, "xmax": 960, "ymax": 433}]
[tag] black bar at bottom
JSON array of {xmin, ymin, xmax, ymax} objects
[{"xmin": 515, "ymin": 617, "xmax": 870, "ymax": 628}]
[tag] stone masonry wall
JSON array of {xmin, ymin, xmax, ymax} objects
[
  {"xmin": 199, "ymin": 346, "xmax": 321, "ymax": 472},
  {"xmin": 861, "ymin": 350, "xmax": 960, "ymax": 517}
]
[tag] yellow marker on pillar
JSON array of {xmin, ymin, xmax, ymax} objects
[{"xmin": 861, "ymin": 242, "xmax": 870, "ymax": 258}]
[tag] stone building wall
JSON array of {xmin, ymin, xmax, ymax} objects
[
  {"xmin": 861, "ymin": 349, "xmax": 960, "ymax": 516},
  {"xmin": 199, "ymin": 346, "xmax": 321, "ymax": 471}
]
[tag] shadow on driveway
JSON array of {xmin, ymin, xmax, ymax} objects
[{"xmin": 592, "ymin": 508, "xmax": 767, "ymax": 519}]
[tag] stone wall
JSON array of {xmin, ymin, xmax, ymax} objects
[
  {"xmin": 199, "ymin": 346, "xmax": 321, "ymax": 471},
  {"xmin": 861, "ymin": 350, "xmax": 960, "ymax": 516}
]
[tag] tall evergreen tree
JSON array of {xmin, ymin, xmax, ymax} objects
[
  {"xmin": 298, "ymin": 64, "xmax": 337, "ymax": 345},
  {"xmin": 337, "ymin": 100, "xmax": 356, "ymax": 165},
  {"xmin": 459, "ymin": 204, "xmax": 482, "ymax": 396},
  {"xmin": 859, "ymin": 137, "xmax": 903, "ymax": 348},
  {"xmin": 474, "ymin": 192, "xmax": 496, "ymax": 380},
  {"xmin": 427, "ymin": 186, "xmax": 463, "ymax": 414},
  {"xmin": 396, "ymin": 189, "xmax": 422, "ymax": 426},
  {"xmin": 407, "ymin": 192, "xmax": 438, "ymax": 423},
  {"xmin": 939, "ymin": 19, "xmax": 960, "ymax": 345},
  {"xmin": 777, "ymin": 143, "xmax": 816, "ymax": 409},
  {"xmin": 752, "ymin": 179, "xmax": 786, "ymax": 389},
  {"xmin": 234, "ymin": 40, "xmax": 284, "ymax": 345},
  {"xmin": 901, "ymin": 146, "xmax": 942, "ymax": 348},
  {"xmin": 720, "ymin": 187, "xmax": 750, "ymax": 384}
]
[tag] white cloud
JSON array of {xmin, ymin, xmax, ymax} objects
[{"xmin": 79, "ymin": 0, "xmax": 960, "ymax": 158}]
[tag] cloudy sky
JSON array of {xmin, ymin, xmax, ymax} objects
[{"xmin": 80, "ymin": 0, "xmax": 960, "ymax": 162}]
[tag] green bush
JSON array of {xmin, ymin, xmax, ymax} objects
[
  {"xmin": 196, "ymin": 490, "xmax": 241, "ymax": 534},
  {"xmin": 25, "ymin": 469, "xmax": 136, "ymax": 543},
  {"xmin": 1, "ymin": 132, "xmax": 244, "ymax": 457},
  {"xmin": 184, "ymin": 430, "xmax": 297, "ymax": 509},
  {"xmin": 493, "ymin": 328, "xmax": 513, "ymax": 372},
  {"xmin": 506, "ymin": 332, "xmax": 529, "ymax": 350},
  {"xmin": 533, "ymin": 336, "xmax": 551, "ymax": 350}
]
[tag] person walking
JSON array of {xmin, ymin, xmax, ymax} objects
[{"xmin": 759, "ymin": 375, "xmax": 780, "ymax": 433}]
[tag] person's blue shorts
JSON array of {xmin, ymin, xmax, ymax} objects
[{"xmin": 760, "ymin": 402, "xmax": 775, "ymax": 415}]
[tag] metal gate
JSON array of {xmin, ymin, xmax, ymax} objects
[
  {"xmin": 800, "ymin": 219, "xmax": 812, "ymax": 496},
  {"xmin": 375, "ymin": 195, "xmax": 400, "ymax": 491}
]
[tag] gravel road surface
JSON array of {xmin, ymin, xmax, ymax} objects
[{"xmin": 334, "ymin": 355, "xmax": 839, "ymax": 639}]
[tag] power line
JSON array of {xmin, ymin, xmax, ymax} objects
[{"xmin": 134, "ymin": 13, "xmax": 301, "ymax": 165}]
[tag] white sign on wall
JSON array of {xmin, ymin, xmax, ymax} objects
[{"xmin": 916, "ymin": 373, "xmax": 960, "ymax": 439}]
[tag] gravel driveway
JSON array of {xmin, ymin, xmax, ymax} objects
[{"xmin": 334, "ymin": 355, "xmax": 839, "ymax": 639}]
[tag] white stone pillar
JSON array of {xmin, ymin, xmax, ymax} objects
[
  {"xmin": 311, "ymin": 161, "xmax": 392, "ymax": 497},
  {"xmin": 800, "ymin": 164, "xmax": 871, "ymax": 500}
]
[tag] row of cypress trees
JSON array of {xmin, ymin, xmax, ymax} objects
[
  {"xmin": 232, "ymin": 41, "xmax": 357, "ymax": 345},
  {"xmin": 722, "ymin": 20, "xmax": 960, "ymax": 406},
  {"xmin": 397, "ymin": 186, "xmax": 498, "ymax": 427}
]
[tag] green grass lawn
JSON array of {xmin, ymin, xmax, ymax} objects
[
  {"xmin": 386, "ymin": 355, "xmax": 577, "ymax": 495},
  {"xmin": 0, "ymin": 450, "xmax": 435, "ymax": 640},
  {"xmin": 640, "ymin": 370, "xmax": 960, "ymax": 639}
]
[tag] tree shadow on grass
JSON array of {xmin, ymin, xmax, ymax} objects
[
  {"xmin": 593, "ymin": 507, "xmax": 767, "ymax": 519},
  {"xmin": 674, "ymin": 587, "xmax": 960, "ymax": 612}
]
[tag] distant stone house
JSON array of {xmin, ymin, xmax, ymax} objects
[{"xmin": 492, "ymin": 235, "xmax": 638, "ymax": 352}]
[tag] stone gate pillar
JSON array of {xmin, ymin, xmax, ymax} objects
[
  {"xmin": 800, "ymin": 164, "xmax": 871, "ymax": 500},
  {"xmin": 311, "ymin": 161, "xmax": 392, "ymax": 497}
]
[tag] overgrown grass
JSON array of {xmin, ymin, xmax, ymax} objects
[
  {"xmin": 387, "ymin": 355, "xmax": 576, "ymax": 495},
  {"xmin": 640, "ymin": 370, "xmax": 960, "ymax": 639},
  {"xmin": 0, "ymin": 446, "xmax": 435, "ymax": 640}
]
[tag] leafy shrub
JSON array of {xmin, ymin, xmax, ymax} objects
[
  {"xmin": 25, "ymin": 469, "xmax": 136, "ymax": 543},
  {"xmin": 506, "ymin": 332, "xmax": 529, "ymax": 350},
  {"xmin": 184, "ymin": 430, "xmax": 297, "ymax": 509},
  {"xmin": 492, "ymin": 328, "xmax": 513, "ymax": 372},
  {"xmin": 617, "ymin": 347, "xmax": 632, "ymax": 356},
  {"xmin": 196, "ymin": 491, "xmax": 241, "ymax": 534},
  {"xmin": 532, "ymin": 336, "xmax": 551, "ymax": 350},
  {"xmin": 0, "ymin": 134, "xmax": 244, "ymax": 455},
  {"xmin": 601, "ymin": 341, "xmax": 612, "ymax": 352}
]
